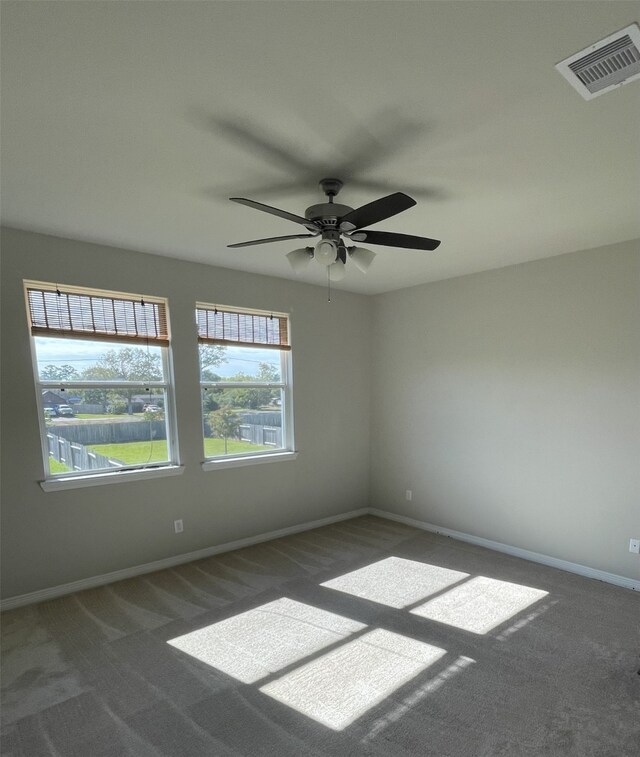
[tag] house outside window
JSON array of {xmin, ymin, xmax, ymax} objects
[
  {"xmin": 25, "ymin": 281, "xmax": 178, "ymax": 482},
  {"xmin": 196, "ymin": 303, "xmax": 294, "ymax": 465}
]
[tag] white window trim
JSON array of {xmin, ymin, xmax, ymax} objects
[
  {"xmin": 199, "ymin": 312, "xmax": 295, "ymax": 467},
  {"xmin": 26, "ymin": 282, "xmax": 180, "ymax": 486},
  {"xmin": 201, "ymin": 451, "xmax": 298, "ymax": 471},
  {"xmin": 40, "ymin": 465, "xmax": 185, "ymax": 491}
]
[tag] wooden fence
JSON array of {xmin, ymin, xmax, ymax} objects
[
  {"xmin": 52, "ymin": 412, "xmax": 280, "ymax": 449},
  {"xmin": 239, "ymin": 411, "xmax": 282, "ymax": 427},
  {"xmin": 51, "ymin": 420, "xmax": 165, "ymax": 445},
  {"xmin": 47, "ymin": 432, "xmax": 123, "ymax": 472},
  {"xmin": 237, "ymin": 422, "xmax": 282, "ymax": 447},
  {"xmin": 204, "ymin": 411, "xmax": 283, "ymax": 446}
]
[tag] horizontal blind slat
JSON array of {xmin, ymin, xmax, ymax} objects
[
  {"xmin": 197, "ymin": 336, "xmax": 291, "ymax": 351},
  {"xmin": 27, "ymin": 287, "xmax": 169, "ymax": 344},
  {"xmin": 196, "ymin": 306, "xmax": 289, "ymax": 349}
]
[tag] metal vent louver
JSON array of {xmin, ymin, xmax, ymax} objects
[{"xmin": 556, "ymin": 23, "xmax": 640, "ymax": 100}]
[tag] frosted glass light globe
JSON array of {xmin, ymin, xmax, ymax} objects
[{"xmin": 315, "ymin": 240, "xmax": 338, "ymax": 266}]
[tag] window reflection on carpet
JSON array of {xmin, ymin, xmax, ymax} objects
[
  {"xmin": 411, "ymin": 576, "xmax": 548, "ymax": 634},
  {"xmin": 167, "ymin": 566, "xmax": 548, "ymax": 733},
  {"xmin": 321, "ymin": 556, "xmax": 469, "ymax": 608},
  {"xmin": 168, "ymin": 597, "xmax": 365, "ymax": 683},
  {"xmin": 260, "ymin": 629, "xmax": 447, "ymax": 731},
  {"xmin": 362, "ymin": 654, "xmax": 476, "ymax": 743}
]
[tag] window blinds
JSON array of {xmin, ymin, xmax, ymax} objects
[
  {"xmin": 26, "ymin": 286, "xmax": 169, "ymax": 345},
  {"xmin": 196, "ymin": 305, "xmax": 290, "ymax": 350}
]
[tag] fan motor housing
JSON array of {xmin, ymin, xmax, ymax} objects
[{"xmin": 305, "ymin": 202, "xmax": 353, "ymax": 226}]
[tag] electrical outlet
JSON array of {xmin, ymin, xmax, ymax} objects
[
  {"xmin": 405, "ymin": 490, "xmax": 412, "ymax": 501},
  {"xmin": 629, "ymin": 538, "xmax": 640, "ymax": 554},
  {"xmin": 174, "ymin": 519, "xmax": 183, "ymax": 534}
]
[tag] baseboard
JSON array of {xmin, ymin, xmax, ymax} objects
[
  {"xmin": 0, "ymin": 508, "xmax": 369, "ymax": 611},
  {"xmin": 369, "ymin": 508, "xmax": 640, "ymax": 592},
  {"xmin": 3, "ymin": 505, "xmax": 636, "ymax": 610}
]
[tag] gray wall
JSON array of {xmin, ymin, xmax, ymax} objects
[
  {"xmin": 2, "ymin": 228, "xmax": 638, "ymax": 599},
  {"xmin": 0, "ymin": 227, "xmax": 372, "ymax": 598},
  {"xmin": 371, "ymin": 240, "xmax": 639, "ymax": 580}
]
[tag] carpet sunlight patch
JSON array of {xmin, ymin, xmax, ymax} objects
[
  {"xmin": 260, "ymin": 629, "xmax": 446, "ymax": 730},
  {"xmin": 411, "ymin": 576, "xmax": 548, "ymax": 634},
  {"xmin": 321, "ymin": 556, "xmax": 469, "ymax": 608},
  {"xmin": 167, "ymin": 597, "xmax": 365, "ymax": 683}
]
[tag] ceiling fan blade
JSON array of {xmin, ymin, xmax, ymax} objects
[
  {"xmin": 230, "ymin": 197, "xmax": 317, "ymax": 229},
  {"xmin": 339, "ymin": 192, "xmax": 416, "ymax": 232},
  {"xmin": 337, "ymin": 113, "xmax": 427, "ymax": 177},
  {"xmin": 228, "ymin": 233, "xmax": 317, "ymax": 249},
  {"xmin": 355, "ymin": 230, "xmax": 441, "ymax": 251}
]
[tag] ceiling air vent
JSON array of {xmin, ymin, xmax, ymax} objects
[{"xmin": 556, "ymin": 23, "xmax": 640, "ymax": 100}]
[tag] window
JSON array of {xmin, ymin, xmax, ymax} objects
[
  {"xmin": 197, "ymin": 303, "xmax": 294, "ymax": 465},
  {"xmin": 25, "ymin": 281, "xmax": 179, "ymax": 483}
]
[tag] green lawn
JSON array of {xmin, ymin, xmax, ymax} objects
[
  {"xmin": 87, "ymin": 438, "xmax": 269, "ymax": 464},
  {"xmin": 204, "ymin": 438, "xmax": 270, "ymax": 456},
  {"xmin": 88, "ymin": 440, "xmax": 168, "ymax": 463},
  {"xmin": 49, "ymin": 458, "xmax": 71, "ymax": 473}
]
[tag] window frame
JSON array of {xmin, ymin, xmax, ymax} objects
[
  {"xmin": 197, "ymin": 303, "xmax": 296, "ymax": 470},
  {"xmin": 25, "ymin": 281, "xmax": 181, "ymax": 488}
]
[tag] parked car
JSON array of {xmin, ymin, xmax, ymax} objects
[
  {"xmin": 55, "ymin": 404, "xmax": 74, "ymax": 417},
  {"xmin": 143, "ymin": 404, "xmax": 161, "ymax": 413}
]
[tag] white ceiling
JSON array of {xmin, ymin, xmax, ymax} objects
[{"xmin": 2, "ymin": 1, "xmax": 639, "ymax": 295}]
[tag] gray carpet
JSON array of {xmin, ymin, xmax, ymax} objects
[{"xmin": 1, "ymin": 515, "xmax": 639, "ymax": 756}]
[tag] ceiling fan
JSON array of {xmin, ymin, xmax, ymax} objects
[{"xmin": 228, "ymin": 178, "xmax": 441, "ymax": 281}]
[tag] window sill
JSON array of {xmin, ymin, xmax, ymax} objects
[
  {"xmin": 40, "ymin": 465, "xmax": 185, "ymax": 492},
  {"xmin": 201, "ymin": 451, "xmax": 298, "ymax": 471}
]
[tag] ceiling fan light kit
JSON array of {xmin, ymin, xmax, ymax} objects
[
  {"xmin": 348, "ymin": 247, "xmax": 376, "ymax": 273},
  {"xmin": 315, "ymin": 239, "xmax": 339, "ymax": 266},
  {"xmin": 328, "ymin": 261, "xmax": 346, "ymax": 282},
  {"xmin": 228, "ymin": 177, "xmax": 442, "ymax": 280},
  {"xmin": 286, "ymin": 247, "xmax": 314, "ymax": 273}
]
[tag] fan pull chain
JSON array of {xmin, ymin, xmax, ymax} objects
[{"xmin": 327, "ymin": 267, "xmax": 331, "ymax": 303}]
